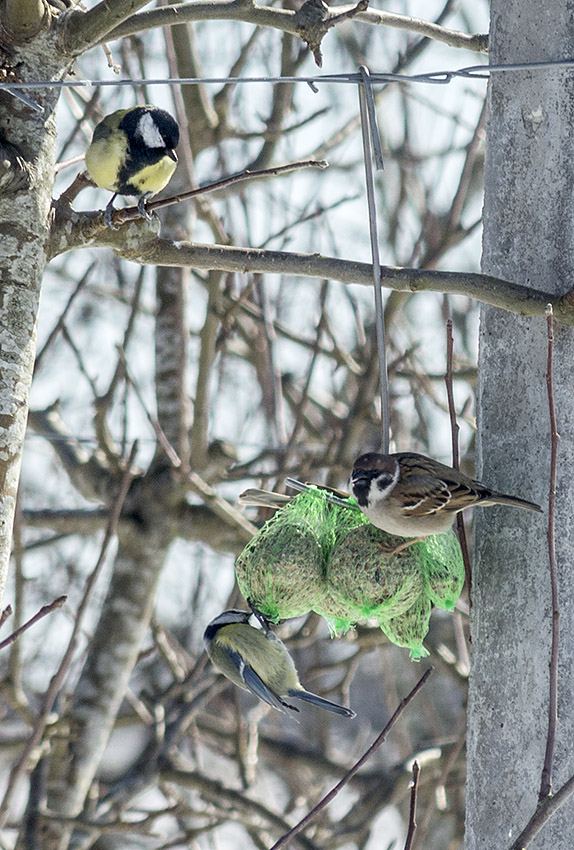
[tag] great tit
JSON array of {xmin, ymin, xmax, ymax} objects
[
  {"xmin": 85, "ymin": 105, "xmax": 180, "ymax": 229},
  {"xmin": 204, "ymin": 610, "xmax": 356, "ymax": 718}
]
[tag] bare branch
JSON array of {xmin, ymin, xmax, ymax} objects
[
  {"xmin": 47, "ymin": 225, "xmax": 574, "ymax": 325},
  {"xmin": 0, "ymin": 444, "xmax": 138, "ymax": 829},
  {"xmin": 539, "ymin": 304, "xmax": 560, "ymax": 800},
  {"xmin": 88, "ymin": 0, "xmax": 488, "ymax": 54},
  {"xmin": 95, "ymin": 1, "xmax": 301, "ymax": 44},
  {"xmin": 509, "ymin": 774, "xmax": 574, "ymax": 850},
  {"xmin": 22, "ymin": 504, "xmax": 245, "ymax": 554},
  {"xmin": 403, "ymin": 760, "xmax": 420, "ymax": 850},
  {"xmin": 58, "ymin": 0, "xmax": 153, "ymax": 54},
  {"xmin": 114, "ymin": 159, "xmax": 329, "ymax": 225},
  {"xmin": 28, "ymin": 405, "xmax": 115, "ymax": 503},
  {"xmin": 269, "ymin": 667, "xmax": 432, "ymax": 850},
  {"xmin": 159, "ymin": 763, "xmax": 322, "ymax": 850},
  {"xmin": 34, "ymin": 262, "xmax": 95, "ymax": 372},
  {"xmin": 117, "ymin": 347, "xmax": 257, "ymax": 541},
  {"xmin": 294, "ymin": 0, "xmax": 368, "ymax": 67},
  {"xmin": 353, "ymin": 5, "xmax": 488, "ymax": 52},
  {"xmin": 0, "ymin": 596, "xmax": 67, "ymax": 652}
]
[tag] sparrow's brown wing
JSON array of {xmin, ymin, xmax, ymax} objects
[
  {"xmin": 397, "ymin": 472, "xmax": 482, "ymax": 517},
  {"xmin": 394, "ymin": 453, "xmax": 486, "ymax": 516}
]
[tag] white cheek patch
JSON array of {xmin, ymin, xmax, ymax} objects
[
  {"xmin": 374, "ymin": 467, "xmax": 399, "ymax": 501},
  {"xmin": 136, "ymin": 112, "xmax": 165, "ymax": 148}
]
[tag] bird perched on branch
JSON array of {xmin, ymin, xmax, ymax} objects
[
  {"xmin": 204, "ymin": 610, "xmax": 356, "ymax": 718},
  {"xmin": 85, "ymin": 105, "xmax": 179, "ymax": 229},
  {"xmin": 351, "ymin": 451, "xmax": 542, "ymax": 538}
]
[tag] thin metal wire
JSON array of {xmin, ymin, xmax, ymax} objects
[
  {"xmin": 8, "ymin": 55, "xmax": 574, "ymax": 116},
  {"xmin": 359, "ymin": 65, "xmax": 385, "ymax": 171},
  {"xmin": 4, "ymin": 89, "xmax": 45, "ymax": 112},
  {"xmin": 0, "ymin": 69, "xmax": 478, "ymax": 91},
  {"xmin": 284, "ymin": 477, "xmax": 360, "ymax": 510},
  {"xmin": 6, "ymin": 56, "xmax": 574, "ymax": 98},
  {"xmin": 357, "ymin": 69, "xmax": 389, "ymax": 455}
]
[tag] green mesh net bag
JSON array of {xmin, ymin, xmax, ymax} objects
[
  {"xmin": 234, "ymin": 489, "xmax": 331, "ymax": 621},
  {"xmin": 236, "ymin": 484, "xmax": 465, "ymax": 657},
  {"xmin": 322, "ymin": 525, "xmax": 425, "ymax": 621},
  {"xmin": 319, "ymin": 517, "xmax": 464, "ymax": 658},
  {"xmin": 421, "ymin": 532, "xmax": 465, "ymax": 610},
  {"xmin": 378, "ymin": 591, "xmax": 433, "ymax": 660}
]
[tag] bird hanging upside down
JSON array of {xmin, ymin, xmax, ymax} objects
[{"xmin": 204, "ymin": 610, "xmax": 356, "ymax": 718}]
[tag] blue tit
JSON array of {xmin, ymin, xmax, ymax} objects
[
  {"xmin": 204, "ymin": 610, "xmax": 356, "ymax": 718},
  {"xmin": 85, "ymin": 105, "xmax": 180, "ymax": 229}
]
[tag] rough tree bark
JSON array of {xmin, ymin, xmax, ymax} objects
[
  {"xmin": 0, "ymin": 11, "xmax": 67, "ymax": 605},
  {"xmin": 467, "ymin": 1, "xmax": 574, "ymax": 847}
]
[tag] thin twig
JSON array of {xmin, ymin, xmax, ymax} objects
[
  {"xmin": 509, "ymin": 773, "xmax": 574, "ymax": 850},
  {"xmin": 34, "ymin": 262, "xmax": 96, "ymax": 372},
  {"xmin": 0, "ymin": 606, "xmax": 13, "ymax": 630},
  {"xmin": 115, "ymin": 159, "xmax": 328, "ymax": 224},
  {"xmin": 539, "ymin": 304, "xmax": 560, "ymax": 800},
  {"xmin": 117, "ymin": 346, "xmax": 180, "ymax": 466},
  {"xmin": 403, "ymin": 761, "xmax": 421, "ymax": 850},
  {"xmin": 0, "ymin": 596, "xmax": 67, "ymax": 652},
  {"xmin": 94, "ymin": 268, "xmax": 146, "ymax": 467},
  {"xmin": 415, "ymin": 729, "xmax": 466, "ymax": 846},
  {"xmin": 285, "ymin": 280, "xmax": 329, "ymax": 450},
  {"xmin": 61, "ymin": 324, "xmax": 98, "ymax": 395},
  {"xmin": 444, "ymin": 319, "xmax": 459, "ymax": 468},
  {"xmin": 444, "ymin": 318, "xmax": 472, "ymax": 598},
  {"xmin": 268, "ymin": 667, "xmax": 433, "ymax": 850},
  {"xmin": 0, "ymin": 443, "xmax": 139, "ymax": 829},
  {"xmin": 454, "ymin": 514, "xmax": 471, "ymax": 601},
  {"xmin": 9, "ymin": 486, "xmax": 26, "ymax": 703},
  {"xmin": 117, "ymin": 347, "xmax": 257, "ymax": 540}
]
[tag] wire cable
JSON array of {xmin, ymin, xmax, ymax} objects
[{"xmin": 357, "ymin": 66, "xmax": 389, "ymax": 453}]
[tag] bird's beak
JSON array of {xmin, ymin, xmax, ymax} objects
[
  {"xmin": 351, "ymin": 471, "xmax": 369, "ymax": 485},
  {"xmin": 167, "ymin": 149, "xmax": 178, "ymax": 162}
]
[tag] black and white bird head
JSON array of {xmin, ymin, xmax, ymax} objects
[
  {"xmin": 351, "ymin": 452, "xmax": 399, "ymax": 508},
  {"xmin": 203, "ymin": 609, "xmax": 250, "ymax": 644},
  {"xmin": 122, "ymin": 106, "xmax": 180, "ymax": 163}
]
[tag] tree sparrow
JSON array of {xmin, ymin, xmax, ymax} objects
[{"xmin": 351, "ymin": 452, "xmax": 542, "ymax": 538}]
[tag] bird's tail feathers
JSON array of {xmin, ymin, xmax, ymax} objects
[
  {"xmin": 239, "ymin": 488, "xmax": 292, "ymax": 509},
  {"xmin": 288, "ymin": 689, "xmax": 356, "ymax": 718},
  {"xmin": 486, "ymin": 492, "xmax": 542, "ymax": 513}
]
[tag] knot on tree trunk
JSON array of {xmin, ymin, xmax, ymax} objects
[
  {"xmin": 0, "ymin": 140, "xmax": 33, "ymax": 194},
  {"xmin": 294, "ymin": 0, "xmax": 369, "ymax": 66}
]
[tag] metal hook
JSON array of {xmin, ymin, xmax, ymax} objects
[{"xmin": 358, "ymin": 66, "xmax": 384, "ymax": 171}]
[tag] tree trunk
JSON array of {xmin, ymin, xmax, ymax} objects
[
  {"xmin": 467, "ymin": 1, "xmax": 574, "ymax": 847},
  {"xmin": 0, "ymin": 28, "xmax": 65, "ymax": 605}
]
